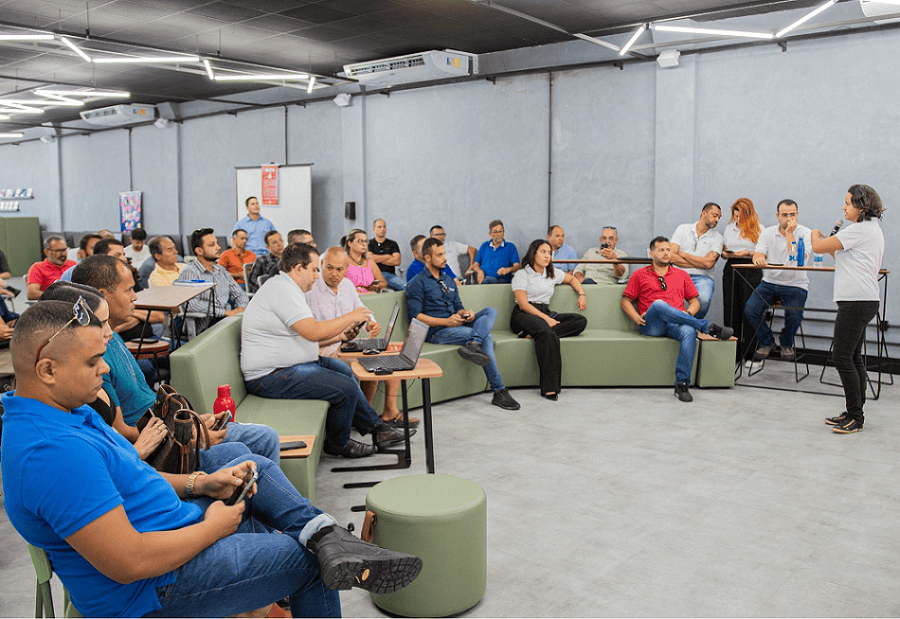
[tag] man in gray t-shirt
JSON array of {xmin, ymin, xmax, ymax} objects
[{"xmin": 240, "ymin": 243, "xmax": 411, "ymax": 458}]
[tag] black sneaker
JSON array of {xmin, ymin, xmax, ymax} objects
[
  {"xmin": 491, "ymin": 388, "xmax": 520, "ymax": 410},
  {"xmin": 457, "ymin": 341, "xmax": 491, "ymax": 366},
  {"xmin": 707, "ymin": 324, "xmax": 734, "ymax": 341},
  {"xmin": 674, "ymin": 383, "xmax": 693, "ymax": 402},
  {"xmin": 824, "ymin": 413, "xmax": 849, "ymax": 426},
  {"xmin": 832, "ymin": 418, "xmax": 864, "ymax": 434},
  {"xmin": 306, "ymin": 525, "xmax": 423, "ymax": 594}
]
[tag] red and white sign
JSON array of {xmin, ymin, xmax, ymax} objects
[{"xmin": 261, "ymin": 165, "xmax": 279, "ymax": 205}]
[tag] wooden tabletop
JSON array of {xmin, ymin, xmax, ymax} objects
[
  {"xmin": 732, "ymin": 264, "xmax": 889, "ymax": 274},
  {"xmin": 349, "ymin": 357, "xmax": 443, "ymax": 381},
  {"xmin": 134, "ymin": 283, "xmax": 215, "ymax": 311},
  {"xmin": 0, "ymin": 347, "xmax": 12, "ymax": 376}
]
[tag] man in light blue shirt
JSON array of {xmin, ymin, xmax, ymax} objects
[
  {"xmin": 233, "ymin": 196, "xmax": 276, "ymax": 255},
  {"xmin": 547, "ymin": 225, "xmax": 578, "ymax": 272}
]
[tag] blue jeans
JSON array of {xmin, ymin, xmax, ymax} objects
[
  {"xmin": 144, "ymin": 453, "xmax": 341, "ymax": 618},
  {"xmin": 690, "ymin": 274, "xmax": 715, "ymax": 320},
  {"xmin": 428, "ymin": 307, "xmax": 505, "ymax": 391},
  {"xmin": 197, "ymin": 422, "xmax": 280, "ymax": 471},
  {"xmin": 640, "ymin": 300, "xmax": 710, "ymax": 385},
  {"xmin": 744, "ymin": 281, "xmax": 808, "ymax": 348},
  {"xmin": 481, "ymin": 276, "xmax": 510, "ymax": 285},
  {"xmin": 383, "ymin": 272, "xmax": 406, "ymax": 291},
  {"xmin": 246, "ymin": 356, "xmax": 383, "ymax": 451}
]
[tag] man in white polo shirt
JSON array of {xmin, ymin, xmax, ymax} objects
[
  {"xmin": 240, "ymin": 243, "xmax": 408, "ymax": 458},
  {"xmin": 670, "ymin": 202, "xmax": 724, "ymax": 319},
  {"xmin": 745, "ymin": 199, "xmax": 812, "ymax": 362}
]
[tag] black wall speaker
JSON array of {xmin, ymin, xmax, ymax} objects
[{"xmin": 344, "ymin": 201, "xmax": 356, "ymax": 220}]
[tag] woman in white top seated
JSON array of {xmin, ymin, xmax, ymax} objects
[
  {"xmin": 721, "ymin": 198, "xmax": 763, "ymax": 362},
  {"xmin": 811, "ymin": 184, "xmax": 886, "ymax": 434},
  {"xmin": 510, "ymin": 239, "xmax": 588, "ymax": 401}
]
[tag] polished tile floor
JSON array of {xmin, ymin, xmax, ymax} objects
[{"xmin": 2, "ymin": 350, "xmax": 898, "ymax": 616}]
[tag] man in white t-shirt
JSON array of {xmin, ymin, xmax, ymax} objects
[
  {"xmin": 430, "ymin": 225, "xmax": 475, "ymax": 281},
  {"xmin": 240, "ymin": 243, "xmax": 408, "ymax": 458},
  {"xmin": 124, "ymin": 228, "xmax": 150, "ymax": 269},
  {"xmin": 745, "ymin": 199, "xmax": 812, "ymax": 362},
  {"xmin": 670, "ymin": 203, "xmax": 724, "ymax": 319}
]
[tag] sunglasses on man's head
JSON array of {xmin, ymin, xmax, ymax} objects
[{"xmin": 34, "ymin": 297, "xmax": 94, "ymax": 366}]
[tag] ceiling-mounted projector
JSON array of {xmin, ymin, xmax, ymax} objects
[
  {"xmin": 80, "ymin": 104, "xmax": 157, "ymax": 126},
  {"xmin": 343, "ymin": 51, "xmax": 470, "ymax": 87}
]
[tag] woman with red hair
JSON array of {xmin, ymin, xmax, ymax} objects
[{"xmin": 722, "ymin": 198, "xmax": 763, "ymax": 362}]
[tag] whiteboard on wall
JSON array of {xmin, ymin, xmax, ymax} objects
[{"xmin": 235, "ymin": 164, "xmax": 312, "ymax": 235}]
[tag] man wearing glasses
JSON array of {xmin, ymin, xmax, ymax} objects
[
  {"xmin": 472, "ymin": 220, "xmax": 521, "ymax": 284},
  {"xmin": 574, "ymin": 227, "xmax": 628, "ymax": 285},
  {"xmin": 27, "ymin": 236, "xmax": 76, "ymax": 300},
  {"xmin": 406, "ymin": 238, "xmax": 520, "ymax": 410},
  {"xmin": 621, "ymin": 236, "xmax": 733, "ymax": 403}
]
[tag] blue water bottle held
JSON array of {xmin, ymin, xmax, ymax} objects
[{"xmin": 797, "ymin": 237, "xmax": 805, "ymax": 267}]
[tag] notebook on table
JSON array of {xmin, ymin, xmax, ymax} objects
[
  {"xmin": 357, "ymin": 318, "xmax": 428, "ymax": 373},
  {"xmin": 340, "ymin": 302, "xmax": 400, "ymax": 353}
]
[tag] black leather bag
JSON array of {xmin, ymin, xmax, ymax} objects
[{"xmin": 136, "ymin": 384, "xmax": 214, "ymax": 475}]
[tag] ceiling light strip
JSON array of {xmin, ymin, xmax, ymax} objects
[
  {"xmin": 59, "ymin": 37, "xmax": 92, "ymax": 62},
  {"xmin": 573, "ymin": 33, "xmax": 621, "ymax": 52},
  {"xmin": 651, "ymin": 24, "xmax": 774, "ymax": 40},
  {"xmin": 203, "ymin": 59, "xmax": 215, "ymax": 80},
  {"xmin": 776, "ymin": 0, "xmax": 837, "ymax": 38},
  {"xmin": 92, "ymin": 55, "xmax": 200, "ymax": 64},
  {"xmin": 307, "ymin": 76, "xmax": 316, "ymax": 93},
  {"xmin": 619, "ymin": 24, "xmax": 647, "ymax": 56},
  {"xmin": 0, "ymin": 34, "xmax": 54, "ymax": 41},
  {"xmin": 0, "ymin": 132, "xmax": 24, "ymax": 138},
  {"xmin": 213, "ymin": 73, "xmax": 310, "ymax": 82}
]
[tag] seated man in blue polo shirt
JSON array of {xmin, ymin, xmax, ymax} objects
[
  {"xmin": 71, "ymin": 255, "xmax": 279, "ymax": 468},
  {"xmin": 472, "ymin": 219, "xmax": 521, "ymax": 284},
  {"xmin": 405, "ymin": 234, "xmax": 457, "ymax": 283},
  {"xmin": 406, "ymin": 238, "xmax": 520, "ymax": 410},
  {"xmin": 1, "ymin": 301, "xmax": 422, "ymax": 618}
]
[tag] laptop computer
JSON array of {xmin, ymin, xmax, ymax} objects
[
  {"xmin": 340, "ymin": 302, "xmax": 400, "ymax": 353},
  {"xmin": 357, "ymin": 318, "xmax": 429, "ymax": 373}
]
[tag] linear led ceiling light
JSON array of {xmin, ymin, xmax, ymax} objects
[
  {"xmin": 92, "ymin": 54, "xmax": 200, "ymax": 64},
  {"xmin": 0, "ymin": 102, "xmax": 44, "ymax": 114},
  {"xmin": 59, "ymin": 37, "xmax": 92, "ymax": 62},
  {"xmin": 573, "ymin": 32, "xmax": 621, "ymax": 52},
  {"xmin": 776, "ymin": 0, "xmax": 837, "ymax": 37},
  {"xmin": 35, "ymin": 88, "xmax": 130, "ymax": 99},
  {"xmin": 619, "ymin": 24, "xmax": 647, "ymax": 56},
  {"xmin": 307, "ymin": 76, "xmax": 316, "ymax": 93},
  {"xmin": 213, "ymin": 72, "xmax": 310, "ymax": 81},
  {"xmin": 0, "ymin": 132, "xmax": 24, "ymax": 138},
  {"xmin": 0, "ymin": 33, "xmax": 54, "ymax": 41},
  {"xmin": 651, "ymin": 24, "xmax": 775, "ymax": 40},
  {"xmin": 202, "ymin": 58, "xmax": 215, "ymax": 80}
]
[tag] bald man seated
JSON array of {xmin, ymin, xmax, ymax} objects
[{"xmin": 1, "ymin": 300, "xmax": 421, "ymax": 617}]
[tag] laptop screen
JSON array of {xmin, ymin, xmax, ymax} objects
[
  {"xmin": 399, "ymin": 318, "xmax": 428, "ymax": 363},
  {"xmin": 382, "ymin": 302, "xmax": 400, "ymax": 341}
]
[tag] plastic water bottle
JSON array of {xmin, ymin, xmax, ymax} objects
[
  {"xmin": 813, "ymin": 253, "xmax": 824, "ymax": 268},
  {"xmin": 214, "ymin": 385, "xmax": 236, "ymax": 422},
  {"xmin": 796, "ymin": 237, "xmax": 806, "ymax": 267},
  {"xmin": 788, "ymin": 241, "xmax": 797, "ymax": 267}
]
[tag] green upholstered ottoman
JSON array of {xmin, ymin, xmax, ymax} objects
[{"xmin": 364, "ymin": 474, "xmax": 487, "ymax": 617}]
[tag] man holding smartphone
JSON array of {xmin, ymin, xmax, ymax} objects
[{"xmin": 2, "ymin": 301, "xmax": 421, "ymax": 618}]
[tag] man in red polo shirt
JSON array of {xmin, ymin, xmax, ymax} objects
[
  {"xmin": 621, "ymin": 235, "xmax": 732, "ymax": 402},
  {"xmin": 27, "ymin": 236, "xmax": 76, "ymax": 300}
]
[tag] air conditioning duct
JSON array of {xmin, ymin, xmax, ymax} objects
[
  {"xmin": 343, "ymin": 51, "xmax": 470, "ymax": 87},
  {"xmin": 80, "ymin": 104, "xmax": 157, "ymax": 126}
]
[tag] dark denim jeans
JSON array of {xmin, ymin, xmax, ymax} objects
[
  {"xmin": 640, "ymin": 300, "xmax": 710, "ymax": 385},
  {"xmin": 246, "ymin": 356, "xmax": 382, "ymax": 451},
  {"xmin": 833, "ymin": 300, "xmax": 880, "ymax": 422},
  {"xmin": 744, "ymin": 281, "xmax": 808, "ymax": 348},
  {"xmin": 144, "ymin": 453, "xmax": 341, "ymax": 618},
  {"xmin": 428, "ymin": 307, "xmax": 504, "ymax": 391},
  {"xmin": 690, "ymin": 274, "xmax": 715, "ymax": 320}
]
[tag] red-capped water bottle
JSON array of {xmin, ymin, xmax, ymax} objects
[{"xmin": 214, "ymin": 385, "xmax": 236, "ymax": 422}]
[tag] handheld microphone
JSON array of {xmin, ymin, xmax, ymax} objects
[{"xmin": 830, "ymin": 220, "xmax": 844, "ymax": 236}]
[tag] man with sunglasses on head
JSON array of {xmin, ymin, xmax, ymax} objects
[
  {"xmin": 574, "ymin": 226, "xmax": 628, "ymax": 285},
  {"xmin": 406, "ymin": 238, "xmax": 520, "ymax": 410},
  {"xmin": 621, "ymin": 236, "xmax": 733, "ymax": 403}
]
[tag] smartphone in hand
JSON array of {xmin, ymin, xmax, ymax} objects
[{"xmin": 226, "ymin": 467, "xmax": 259, "ymax": 506}]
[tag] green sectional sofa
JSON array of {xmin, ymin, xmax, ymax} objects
[
  {"xmin": 170, "ymin": 282, "xmax": 734, "ymax": 501},
  {"xmin": 169, "ymin": 316, "xmax": 328, "ymax": 503}
]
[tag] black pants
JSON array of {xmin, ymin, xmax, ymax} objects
[
  {"xmin": 723, "ymin": 258, "xmax": 762, "ymax": 362},
  {"xmin": 833, "ymin": 300, "xmax": 879, "ymax": 422},
  {"xmin": 510, "ymin": 303, "xmax": 587, "ymax": 395}
]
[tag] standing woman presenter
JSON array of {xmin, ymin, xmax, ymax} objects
[
  {"xmin": 510, "ymin": 239, "xmax": 588, "ymax": 401},
  {"xmin": 811, "ymin": 184, "xmax": 885, "ymax": 434}
]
